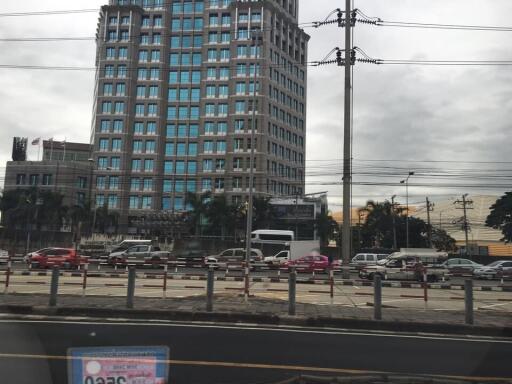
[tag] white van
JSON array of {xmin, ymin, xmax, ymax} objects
[{"xmin": 350, "ymin": 253, "xmax": 389, "ymax": 269}]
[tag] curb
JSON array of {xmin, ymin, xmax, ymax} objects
[{"xmin": 0, "ymin": 304, "xmax": 510, "ymax": 338}]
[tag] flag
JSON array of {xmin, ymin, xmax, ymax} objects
[{"xmin": 31, "ymin": 138, "xmax": 40, "ymax": 145}]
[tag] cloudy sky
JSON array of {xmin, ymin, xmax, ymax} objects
[{"xmin": 1, "ymin": 0, "xmax": 511, "ymax": 210}]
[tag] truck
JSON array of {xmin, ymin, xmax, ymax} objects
[
  {"xmin": 108, "ymin": 244, "xmax": 171, "ymax": 267},
  {"xmin": 359, "ymin": 248, "xmax": 449, "ymax": 282},
  {"xmin": 263, "ymin": 240, "xmax": 320, "ymax": 265}
]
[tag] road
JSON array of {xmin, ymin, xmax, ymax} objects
[{"xmin": 0, "ymin": 318, "xmax": 510, "ymax": 383}]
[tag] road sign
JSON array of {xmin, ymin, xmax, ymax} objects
[{"xmin": 68, "ymin": 346, "xmax": 169, "ymax": 384}]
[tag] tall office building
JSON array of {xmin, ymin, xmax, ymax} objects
[{"xmin": 91, "ymin": 0, "xmax": 309, "ymax": 233}]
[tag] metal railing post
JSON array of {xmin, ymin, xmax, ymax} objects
[
  {"xmin": 373, "ymin": 274, "xmax": 382, "ymax": 320},
  {"xmin": 288, "ymin": 267, "xmax": 296, "ymax": 316},
  {"xmin": 49, "ymin": 266, "xmax": 60, "ymax": 307},
  {"xmin": 126, "ymin": 267, "xmax": 136, "ymax": 309},
  {"xmin": 207, "ymin": 266, "xmax": 214, "ymax": 312},
  {"xmin": 465, "ymin": 279, "xmax": 474, "ymax": 325}
]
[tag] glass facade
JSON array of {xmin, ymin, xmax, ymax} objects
[{"xmin": 93, "ymin": 0, "xmax": 307, "ymax": 231}]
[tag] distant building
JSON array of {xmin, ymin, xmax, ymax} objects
[
  {"xmin": 269, "ymin": 195, "xmax": 328, "ymax": 240},
  {"xmin": 411, "ymin": 195, "xmax": 511, "ymax": 257},
  {"xmin": 90, "ymin": 0, "xmax": 309, "ymax": 234},
  {"xmin": 42, "ymin": 140, "xmax": 92, "ymax": 162},
  {"xmin": 4, "ymin": 141, "xmax": 93, "ymax": 207}
]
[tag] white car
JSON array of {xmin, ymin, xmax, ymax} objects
[
  {"xmin": 0, "ymin": 249, "xmax": 9, "ymax": 264},
  {"xmin": 474, "ymin": 260, "xmax": 512, "ymax": 279},
  {"xmin": 204, "ymin": 248, "xmax": 264, "ymax": 268}
]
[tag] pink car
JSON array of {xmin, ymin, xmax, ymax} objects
[{"xmin": 283, "ymin": 255, "xmax": 340, "ymax": 273}]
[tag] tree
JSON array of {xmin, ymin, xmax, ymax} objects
[
  {"xmin": 184, "ymin": 192, "xmax": 211, "ymax": 236},
  {"xmin": 93, "ymin": 205, "xmax": 119, "ymax": 235},
  {"xmin": 360, "ymin": 200, "xmax": 456, "ymax": 250},
  {"xmin": 205, "ymin": 195, "xmax": 239, "ymax": 239},
  {"xmin": 252, "ymin": 196, "xmax": 276, "ymax": 229},
  {"xmin": 315, "ymin": 211, "xmax": 339, "ymax": 247},
  {"xmin": 486, "ymin": 192, "xmax": 512, "ymax": 243},
  {"xmin": 432, "ymin": 228, "xmax": 457, "ymax": 252}
]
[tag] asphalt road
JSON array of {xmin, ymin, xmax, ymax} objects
[{"xmin": 0, "ymin": 319, "xmax": 511, "ymax": 384}]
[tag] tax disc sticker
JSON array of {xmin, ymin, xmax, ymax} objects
[{"xmin": 68, "ymin": 346, "xmax": 169, "ymax": 384}]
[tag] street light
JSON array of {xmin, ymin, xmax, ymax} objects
[{"xmin": 400, "ymin": 171, "xmax": 414, "ymax": 248}]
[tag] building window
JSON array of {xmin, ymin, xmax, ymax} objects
[
  {"xmin": 129, "ymin": 196, "xmax": 139, "ymax": 209},
  {"xmin": 164, "ymin": 161, "xmax": 174, "ymax": 174},
  {"xmin": 112, "ymin": 138, "xmax": 122, "ymax": 152},
  {"xmin": 143, "ymin": 178, "xmax": 153, "ymax": 191},
  {"xmin": 144, "ymin": 159, "xmax": 154, "ymax": 172},
  {"xmin": 109, "ymin": 176, "xmax": 119, "ymax": 190},
  {"xmin": 113, "ymin": 120, "xmax": 123, "ymax": 133},
  {"xmin": 16, "ymin": 174, "xmax": 26, "ymax": 185},
  {"xmin": 42, "ymin": 174, "xmax": 52, "ymax": 186},
  {"xmin": 175, "ymin": 160, "xmax": 185, "ymax": 174},
  {"xmin": 163, "ymin": 179, "xmax": 172, "ymax": 193},
  {"xmin": 145, "ymin": 140, "xmax": 156, "ymax": 154},
  {"xmin": 108, "ymin": 194, "xmax": 119, "ymax": 209},
  {"xmin": 111, "ymin": 157, "xmax": 121, "ymax": 170}
]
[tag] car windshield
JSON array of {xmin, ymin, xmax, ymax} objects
[
  {"xmin": 2, "ymin": 1, "xmax": 512, "ymax": 383},
  {"xmin": 486, "ymin": 261, "xmax": 501, "ymax": 267}
]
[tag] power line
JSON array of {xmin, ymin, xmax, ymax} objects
[
  {"xmin": 354, "ymin": 9, "xmax": 512, "ymax": 32},
  {"xmin": 0, "ymin": 9, "xmax": 99, "ymax": 17}
]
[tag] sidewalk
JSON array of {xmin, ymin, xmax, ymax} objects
[{"xmin": 0, "ymin": 292, "xmax": 510, "ymax": 336}]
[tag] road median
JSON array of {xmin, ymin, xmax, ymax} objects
[{"xmin": 0, "ymin": 293, "xmax": 510, "ymax": 338}]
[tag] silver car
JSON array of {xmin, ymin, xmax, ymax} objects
[{"xmin": 474, "ymin": 260, "xmax": 512, "ymax": 279}]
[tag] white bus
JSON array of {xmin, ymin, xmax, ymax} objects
[
  {"xmin": 251, "ymin": 230, "xmax": 294, "ymax": 243},
  {"xmin": 250, "ymin": 230, "xmax": 294, "ymax": 256}
]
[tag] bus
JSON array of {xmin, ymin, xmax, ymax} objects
[
  {"xmin": 251, "ymin": 230, "xmax": 294, "ymax": 243},
  {"xmin": 250, "ymin": 230, "xmax": 294, "ymax": 256}
]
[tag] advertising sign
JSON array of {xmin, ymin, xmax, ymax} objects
[{"xmin": 68, "ymin": 346, "xmax": 170, "ymax": 384}]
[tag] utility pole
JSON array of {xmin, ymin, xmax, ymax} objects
[
  {"xmin": 454, "ymin": 194, "xmax": 473, "ymax": 260},
  {"xmin": 391, "ymin": 195, "xmax": 397, "ymax": 250},
  {"xmin": 400, "ymin": 172, "xmax": 414, "ymax": 248},
  {"xmin": 341, "ymin": 0, "xmax": 354, "ymax": 279},
  {"xmin": 426, "ymin": 197, "xmax": 434, "ymax": 248}
]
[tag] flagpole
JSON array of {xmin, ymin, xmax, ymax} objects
[
  {"xmin": 63, "ymin": 138, "xmax": 67, "ymax": 161},
  {"xmin": 38, "ymin": 141, "xmax": 41, "ymax": 161}
]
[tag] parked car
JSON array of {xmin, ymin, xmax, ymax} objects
[
  {"xmin": 474, "ymin": 260, "xmax": 512, "ymax": 280},
  {"xmin": 0, "ymin": 249, "xmax": 9, "ymax": 264},
  {"xmin": 108, "ymin": 245, "xmax": 171, "ymax": 267},
  {"xmin": 350, "ymin": 253, "xmax": 389, "ymax": 269},
  {"xmin": 24, "ymin": 248, "xmax": 54, "ymax": 265},
  {"xmin": 359, "ymin": 250, "xmax": 449, "ymax": 282},
  {"xmin": 442, "ymin": 258, "xmax": 483, "ymax": 274},
  {"xmin": 30, "ymin": 248, "xmax": 87, "ymax": 269},
  {"xmin": 283, "ymin": 255, "xmax": 340, "ymax": 273},
  {"xmin": 204, "ymin": 248, "xmax": 264, "ymax": 268}
]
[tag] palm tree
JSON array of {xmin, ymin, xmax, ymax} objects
[
  {"xmin": 205, "ymin": 195, "xmax": 241, "ymax": 240},
  {"xmin": 184, "ymin": 192, "xmax": 211, "ymax": 236},
  {"xmin": 252, "ymin": 196, "xmax": 276, "ymax": 229},
  {"xmin": 315, "ymin": 211, "xmax": 339, "ymax": 247}
]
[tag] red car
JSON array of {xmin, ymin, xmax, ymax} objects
[
  {"xmin": 30, "ymin": 248, "xmax": 87, "ymax": 269},
  {"xmin": 283, "ymin": 255, "xmax": 340, "ymax": 273}
]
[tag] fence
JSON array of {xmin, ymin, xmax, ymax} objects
[{"xmin": 1, "ymin": 260, "xmax": 508, "ymax": 325}]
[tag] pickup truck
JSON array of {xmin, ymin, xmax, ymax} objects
[
  {"xmin": 359, "ymin": 250, "xmax": 449, "ymax": 282},
  {"xmin": 108, "ymin": 245, "xmax": 171, "ymax": 267},
  {"xmin": 263, "ymin": 250, "xmax": 290, "ymax": 265}
]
